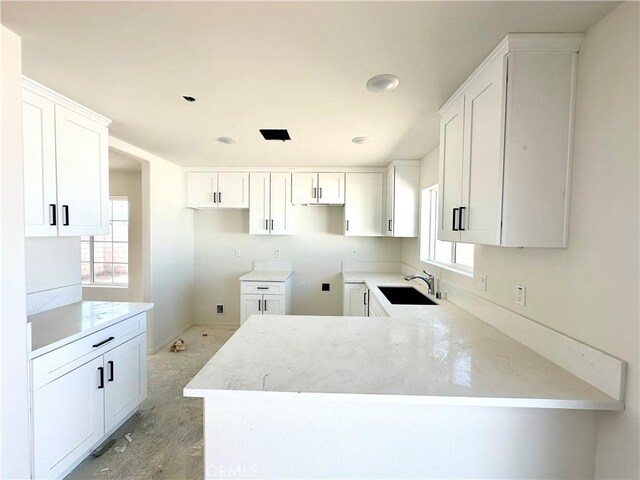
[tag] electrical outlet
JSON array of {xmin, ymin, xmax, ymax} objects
[
  {"xmin": 480, "ymin": 275, "xmax": 487, "ymax": 291},
  {"xmin": 351, "ymin": 250, "xmax": 357, "ymax": 259},
  {"xmin": 234, "ymin": 248, "xmax": 241, "ymax": 257},
  {"xmin": 300, "ymin": 282, "xmax": 306, "ymax": 291},
  {"xmin": 216, "ymin": 304, "xmax": 224, "ymax": 315},
  {"xmin": 515, "ymin": 285, "xmax": 526, "ymax": 306},
  {"xmin": 274, "ymin": 249, "xmax": 280, "ymax": 258}
]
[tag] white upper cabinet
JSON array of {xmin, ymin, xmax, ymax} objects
[
  {"xmin": 385, "ymin": 162, "xmax": 420, "ymax": 237},
  {"xmin": 291, "ymin": 172, "xmax": 345, "ymax": 205},
  {"xmin": 186, "ymin": 172, "xmax": 249, "ymax": 209},
  {"xmin": 23, "ymin": 78, "xmax": 111, "ymax": 237},
  {"xmin": 438, "ymin": 33, "xmax": 582, "ymax": 247},
  {"xmin": 249, "ymin": 173, "xmax": 294, "ymax": 235},
  {"xmin": 344, "ymin": 172, "xmax": 383, "ymax": 236}
]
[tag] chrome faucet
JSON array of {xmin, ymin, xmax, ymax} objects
[{"xmin": 404, "ymin": 270, "xmax": 436, "ymax": 295}]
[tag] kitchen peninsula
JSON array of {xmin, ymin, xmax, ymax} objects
[{"xmin": 185, "ymin": 278, "xmax": 623, "ymax": 479}]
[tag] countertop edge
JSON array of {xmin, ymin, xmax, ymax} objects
[
  {"xmin": 183, "ymin": 388, "xmax": 623, "ymax": 411},
  {"xmin": 29, "ymin": 302, "xmax": 154, "ymax": 359}
]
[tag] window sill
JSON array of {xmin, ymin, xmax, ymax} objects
[
  {"xmin": 82, "ymin": 284, "xmax": 129, "ymax": 289},
  {"xmin": 420, "ymin": 259, "xmax": 474, "ymax": 278}
]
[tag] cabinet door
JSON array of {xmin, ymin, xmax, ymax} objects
[
  {"xmin": 55, "ymin": 105, "xmax": 109, "ymax": 236},
  {"xmin": 23, "ymin": 90, "xmax": 58, "ymax": 237},
  {"xmin": 262, "ymin": 294, "xmax": 285, "ymax": 315},
  {"xmin": 291, "ymin": 172, "xmax": 318, "ymax": 204},
  {"xmin": 270, "ymin": 173, "xmax": 294, "ymax": 235},
  {"xmin": 104, "ymin": 334, "xmax": 147, "ymax": 433},
  {"xmin": 317, "ymin": 172, "xmax": 345, "ymax": 205},
  {"xmin": 384, "ymin": 166, "xmax": 395, "ymax": 236},
  {"xmin": 241, "ymin": 294, "xmax": 262, "ymax": 324},
  {"xmin": 392, "ymin": 165, "xmax": 420, "ymax": 237},
  {"xmin": 344, "ymin": 173, "xmax": 383, "ymax": 236},
  {"xmin": 218, "ymin": 172, "xmax": 249, "ymax": 209},
  {"xmin": 460, "ymin": 54, "xmax": 506, "ymax": 245},
  {"xmin": 187, "ymin": 172, "xmax": 218, "ymax": 208},
  {"xmin": 438, "ymin": 96, "xmax": 465, "ymax": 242},
  {"xmin": 249, "ymin": 173, "xmax": 271, "ymax": 235},
  {"xmin": 343, "ymin": 282, "xmax": 367, "ymax": 316},
  {"xmin": 33, "ymin": 356, "xmax": 105, "ymax": 479}
]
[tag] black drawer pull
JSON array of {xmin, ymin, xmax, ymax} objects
[
  {"xmin": 452, "ymin": 208, "xmax": 459, "ymax": 231},
  {"xmin": 92, "ymin": 336, "xmax": 115, "ymax": 348},
  {"xmin": 257, "ymin": 287, "xmax": 269, "ymax": 290},
  {"xmin": 98, "ymin": 367, "xmax": 104, "ymax": 389},
  {"xmin": 108, "ymin": 361, "xmax": 114, "ymax": 382}
]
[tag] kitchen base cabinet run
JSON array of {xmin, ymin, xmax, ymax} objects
[{"xmin": 29, "ymin": 310, "xmax": 148, "ymax": 479}]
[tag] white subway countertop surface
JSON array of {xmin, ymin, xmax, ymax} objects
[
  {"xmin": 240, "ymin": 270, "xmax": 293, "ymax": 282},
  {"xmin": 28, "ymin": 301, "xmax": 153, "ymax": 359},
  {"xmin": 184, "ymin": 272, "xmax": 621, "ymax": 411}
]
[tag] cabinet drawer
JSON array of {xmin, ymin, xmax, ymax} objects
[
  {"xmin": 241, "ymin": 282, "xmax": 286, "ymax": 295},
  {"xmin": 32, "ymin": 313, "xmax": 145, "ymax": 390}
]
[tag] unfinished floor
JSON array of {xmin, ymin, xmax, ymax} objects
[{"xmin": 67, "ymin": 325, "xmax": 236, "ymax": 480}]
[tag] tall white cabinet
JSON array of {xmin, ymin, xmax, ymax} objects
[
  {"xmin": 438, "ymin": 34, "xmax": 582, "ymax": 247},
  {"xmin": 344, "ymin": 173, "xmax": 384, "ymax": 236},
  {"xmin": 385, "ymin": 161, "xmax": 420, "ymax": 237},
  {"xmin": 23, "ymin": 78, "xmax": 110, "ymax": 237},
  {"xmin": 249, "ymin": 173, "xmax": 294, "ymax": 235}
]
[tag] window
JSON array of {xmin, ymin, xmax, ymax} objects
[
  {"xmin": 81, "ymin": 197, "xmax": 129, "ymax": 286},
  {"xmin": 420, "ymin": 185, "xmax": 474, "ymax": 274}
]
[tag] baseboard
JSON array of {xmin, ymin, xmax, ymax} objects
[
  {"xmin": 192, "ymin": 321, "xmax": 239, "ymax": 330},
  {"xmin": 148, "ymin": 323, "xmax": 193, "ymax": 354}
]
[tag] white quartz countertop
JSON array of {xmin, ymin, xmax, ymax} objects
[
  {"xmin": 28, "ymin": 301, "xmax": 153, "ymax": 359},
  {"xmin": 240, "ymin": 270, "xmax": 293, "ymax": 282},
  {"xmin": 185, "ymin": 271, "xmax": 620, "ymax": 410}
]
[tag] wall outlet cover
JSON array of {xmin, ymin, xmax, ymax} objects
[
  {"xmin": 274, "ymin": 249, "xmax": 280, "ymax": 258},
  {"xmin": 480, "ymin": 275, "xmax": 487, "ymax": 291},
  {"xmin": 515, "ymin": 285, "xmax": 526, "ymax": 306},
  {"xmin": 235, "ymin": 248, "xmax": 241, "ymax": 257},
  {"xmin": 300, "ymin": 282, "xmax": 306, "ymax": 290}
]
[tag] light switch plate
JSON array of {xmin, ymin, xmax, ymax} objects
[
  {"xmin": 235, "ymin": 248, "xmax": 241, "ymax": 257},
  {"xmin": 480, "ymin": 275, "xmax": 487, "ymax": 291},
  {"xmin": 515, "ymin": 285, "xmax": 526, "ymax": 306}
]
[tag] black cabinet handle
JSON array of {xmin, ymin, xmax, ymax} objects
[
  {"xmin": 312, "ymin": 187, "xmax": 317, "ymax": 199},
  {"xmin": 108, "ymin": 361, "xmax": 114, "ymax": 382},
  {"xmin": 98, "ymin": 367, "xmax": 104, "ymax": 389},
  {"xmin": 388, "ymin": 219, "xmax": 393, "ymax": 232},
  {"xmin": 270, "ymin": 219, "xmax": 274, "ymax": 230},
  {"xmin": 346, "ymin": 220, "xmax": 349, "ymax": 231},
  {"xmin": 62, "ymin": 205, "xmax": 70, "ymax": 226},
  {"xmin": 363, "ymin": 292, "xmax": 367, "ymax": 305},
  {"xmin": 319, "ymin": 187, "xmax": 323, "ymax": 199},
  {"xmin": 92, "ymin": 336, "xmax": 115, "ymax": 348},
  {"xmin": 257, "ymin": 286, "xmax": 269, "ymax": 290},
  {"xmin": 452, "ymin": 208, "xmax": 459, "ymax": 231},
  {"xmin": 264, "ymin": 299, "xmax": 267, "ymax": 311},
  {"xmin": 49, "ymin": 204, "xmax": 57, "ymax": 226},
  {"xmin": 218, "ymin": 192, "xmax": 222, "ymax": 203},
  {"xmin": 258, "ymin": 299, "xmax": 262, "ymax": 311},
  {"xmin": 213, "ymin": 192, "xmax": 217, "ymax": 203},
  {"xmin": 459, "ymin": 206, "xmax": 466, "ymax": 231}
]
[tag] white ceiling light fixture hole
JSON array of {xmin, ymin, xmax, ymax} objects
[
  {"xmin": 217, "ymin": 137, "xmax": 237, "ymax": 145},
  {"xmin": 366, "ymin": 74, "xmax": 399, "ymax": 93},
  {"xmin": 352, "ymin": 136, "xmax": 370, "ymax": 145}
]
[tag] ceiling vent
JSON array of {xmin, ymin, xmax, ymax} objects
[{"xmin": 260, "ymin": 129, "xmax": 291, "ymax": 142}]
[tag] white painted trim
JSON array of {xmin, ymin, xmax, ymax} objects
[
  {"xmin": 23, "ymin": 76, "xmax": 111, "ymax": 126},
  {"xmin": 437, "ymin": 278, "xmax": 626, "ymax": 403},
  {"xmin": 439, "ymin": 33, "xmax": 583, "ymax": 113},
  {"xmin": 192, "ymin": 321, "xmax": 239, "ymax": 330},
  {"xmin": 181, "ymin": 165, "xmax": 388, "ymax": 173}
]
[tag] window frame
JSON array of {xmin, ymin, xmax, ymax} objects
[
  {"xmin": 420, "ymin": 185, "xmax": 474, "ymax": 277},
  {"xmin": 81, "ymin": 196, "xmax": 130, "ymax": 288}
]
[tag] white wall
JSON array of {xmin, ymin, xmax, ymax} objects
[
  {"xmin": 83, "ymin": 168, "xmax": 143, "ymax": 302},
  {"xmin": 403, "ymin": 4, "xmax": 639, "ymax": 477},
  {"xmin": 193, "ymin": 207, "xmax": 403, "ymax": 325},
  {"xmin": 110, "ymin": 137, "xmax": 194, "ymax": 353},
  {"xmin": 0, "ymin": 25, "xmax": 31, "ymax": 479},
  {"xmin": 25, "ymin": 237, "xmax": 80, "ymax": 293}
]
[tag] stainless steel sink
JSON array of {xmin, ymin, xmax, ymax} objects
[{"xmin": 377, "ymin": 286, "xmax": 438, "ymax": 305}]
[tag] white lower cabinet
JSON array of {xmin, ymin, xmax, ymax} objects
[
  {"xmin": 342, "ymin": 282, "xmax": 368, "ymax": 316},
  {"xmin": 240, "ymin": 279, "xmax": 292, "ymax": 324},
  {"xmin": 367, "ymin": 290, "xmax": 388, "ymax": 318},
  {"xmin": 30, "ymin": 315, "xmax": 147, "ymax": 479}
]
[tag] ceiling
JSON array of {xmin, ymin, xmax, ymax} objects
[{"xmin": 2, "ymin": 1, "xmax": 617, "ymax": 167}]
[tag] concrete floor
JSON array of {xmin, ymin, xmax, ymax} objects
[{"xmin": 67, "ymin": 325, "xmax": 236, "ymax": 480}]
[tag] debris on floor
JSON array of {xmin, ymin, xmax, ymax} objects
[
  {"xmin": 100, "ymin": 468, "xmax": 109, "ymax": 473},
  {"xmin": 124, "ymin": 433, "xmax": 133, "ymax": 443},
  {"xmin": 202, "ymin": 332, "xmax": 208, "ymax": 336},
  {"xmin": 192, "ymin": 439, "xmax": 204, "ymax": 450},
  {"xmin": 91, "ymin": 438, "xmax": 116, "ymax": 457},
  {"xmin": 170, "ymin": 338, "xmax": 186, "ymax": 352},
  {"xmin": 114, "ymin": 445, "xmax": 127, "ymax": 453}
]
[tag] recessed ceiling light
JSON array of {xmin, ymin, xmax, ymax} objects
[
  {"xmin": 217, "ymin": 137, "xmax": 237, "ymax": 145},
  {"xmin": 352, "ymin": 136, "xmax": 370, "ymax": 144},
  {"xmin": 366, "ymin": 74, "xmax": 399, "ymax": 93},
  {"xmin": 183, "ymin": 95, "xmax": 196, "ymax": 102}
]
